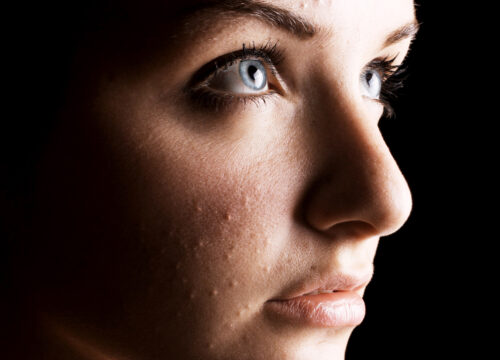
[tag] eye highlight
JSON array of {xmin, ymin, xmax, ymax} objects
[{"xmin": 186, "ymin": 42, "xmax": 284, "ymax": 110}]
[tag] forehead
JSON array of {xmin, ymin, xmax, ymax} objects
[
  {"xmin": 279, "ymin": 0, "xmax": 416, "ymax": 36},
  {"xmin": 171, "ymin": 0, "xmax": 416, "ymax": 27},
  {"xmin": 272, "ymin": 0, "xmax": 415, "ymax": 20}
]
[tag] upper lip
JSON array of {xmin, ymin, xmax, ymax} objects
[{"xmin": 269, "ymin": 269, "xmax": 374, "ymax": 301}]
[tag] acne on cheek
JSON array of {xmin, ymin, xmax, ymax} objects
[
  {"xmin": 163, "ymin": 143, "xmax": 298, "ymax": 262},
  {"xmin": 163, "ymin": 175, "xmax": 284, "ymax": 302},
  {"xmin": 181, "ymin": 184, "xmax": 277, "ymax": 265}
]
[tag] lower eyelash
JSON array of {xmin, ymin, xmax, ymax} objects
[{"xmin": 188, "ymin": 86, "xmax": 279, "ymax": 112}]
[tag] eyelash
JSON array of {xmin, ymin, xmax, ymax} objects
[
  {"xmin": 187, "ymin": 42, "xmax": 407, "ymax": 115},
  {"xmin": 367, "ymin": 55, "xmax": 408, "ymax": 118}
]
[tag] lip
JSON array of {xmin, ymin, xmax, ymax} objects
[
  {"xmin": 265, "ymin": 291, "xmax": 365, "ymax": 327},
  {"xmin": 265, "ymin": 271, "xmax": 373, "ymax": 328}
]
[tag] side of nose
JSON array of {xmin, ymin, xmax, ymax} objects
[{"xmin": 304, "ymin": 92, "xmax": 413, "ymax": 238}]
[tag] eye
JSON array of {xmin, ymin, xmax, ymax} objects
[
  {"xmin": 186, "ymin": 42, "xmax": 285, "ymax": 110},
  {"xmin": 360, "ymin": 69, "xmax": 383, "ymax": 100},
  {"xmin": 209, "ymin": 59, "xmax": 269, "ymax": 94}
]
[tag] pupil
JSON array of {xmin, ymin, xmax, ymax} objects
[
  {"xmin": 366, "ymin": 72, "xmax": 373, "ymax": 85},
  {"xmin": 248, "ymin": 65, "xmax": 258, "ymax": 81}
]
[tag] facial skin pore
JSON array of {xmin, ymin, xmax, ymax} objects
[{"xmin": 24, "ymin": 1, "xmax": 416, "ymax": 359}]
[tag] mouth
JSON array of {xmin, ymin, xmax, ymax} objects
[
  {"xmin": 264, "ymin": 271, "xmax": 373, "ymax": 328},
  {"xmin": 265, "ymin": 291, "xmax": 366, "ymax": 328},
  {"xmin": 302, "ymin": 289, "xmax": 339, "ymax": 296}
]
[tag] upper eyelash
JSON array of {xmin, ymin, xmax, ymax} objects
[
  {"xmin": 187, "ymin": 41, "xmax": 283, "ymax": 89},
  {"xmin": 367, "ymin": 55, "xmax": 409, "ymax": 118}
]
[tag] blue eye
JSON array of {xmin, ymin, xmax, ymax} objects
[
  {"xmin": 239, "ymin": 60, "xmax": 267, "ymax": 90},
  {"xmin": 360, "ymin": 69, "xmax": 383, "ymax": 100},
  {"xmin": 207, "ymin": 59, "xmax": 269, "ymax": 94}
]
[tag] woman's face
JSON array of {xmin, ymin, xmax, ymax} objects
[{"xmin": 34, "ymin": 0, "xmax": 416, "ymax": 359}]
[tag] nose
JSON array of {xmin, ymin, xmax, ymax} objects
[{"xmin": 304, "ymin": 95, "xmax": 413, "ymax": 238}]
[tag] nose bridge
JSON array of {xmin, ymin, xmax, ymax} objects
[{"xmin": 304, "ymin": 88, "xmax": 413, "ymax": 238}]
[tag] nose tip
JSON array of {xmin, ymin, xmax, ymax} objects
[
  {"xmin": 305, "ymin": 132, "xmax": 413, "ymax": 238},
  {"xmin": 359, "ymin": 162, "xmax": 413, "ymax": 237}
]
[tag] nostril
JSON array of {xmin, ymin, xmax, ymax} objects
[{"xmin": 321, "ymin": 220, "xmax": 378, "ymax": 241}]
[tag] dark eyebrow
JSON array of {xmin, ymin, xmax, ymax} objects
[
  {"xmin": 181, "ymin": 0, "xmax": 318, "ymax": 39},
  {"xmin": 384, "ymin": 21, "xmax": 420, "ymax": 48}
]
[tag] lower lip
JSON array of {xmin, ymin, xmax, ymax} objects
[{"xmin": 265, "ymin": 291, "xmax": 366, "ymax": 328}]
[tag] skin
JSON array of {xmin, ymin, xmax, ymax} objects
[{"xmin": 14, "ymin": 0, "xmax": 415, "ymax": 359}]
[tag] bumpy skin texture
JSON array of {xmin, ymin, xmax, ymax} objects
[{"xmin": 18, "ymin": 1, "xmax": 415, "ymax": 359}]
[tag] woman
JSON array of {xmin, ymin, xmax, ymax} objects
[{"xmin": 3, "ymin": 0, "xmax": 418, "ymax": 359}]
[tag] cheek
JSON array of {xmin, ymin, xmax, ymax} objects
[
  {"xmin": 136, "ymin": 136, "xmax": 287, "ymax": 286},
  {"xmin": 119, "ymin": 115, "xmax": 303, "ymax": 352}
]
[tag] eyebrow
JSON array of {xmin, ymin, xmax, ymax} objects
[
  {"xmin": 383, "ymin": 21, "xmax": 420, "ymax": 48},
  {"xmin": 182, "ymin": 0, "xmax": 419, "ymax": 45},
  {"xmin": 182, "ymin": 0, "xmax": 318, "ymax": 38}
]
